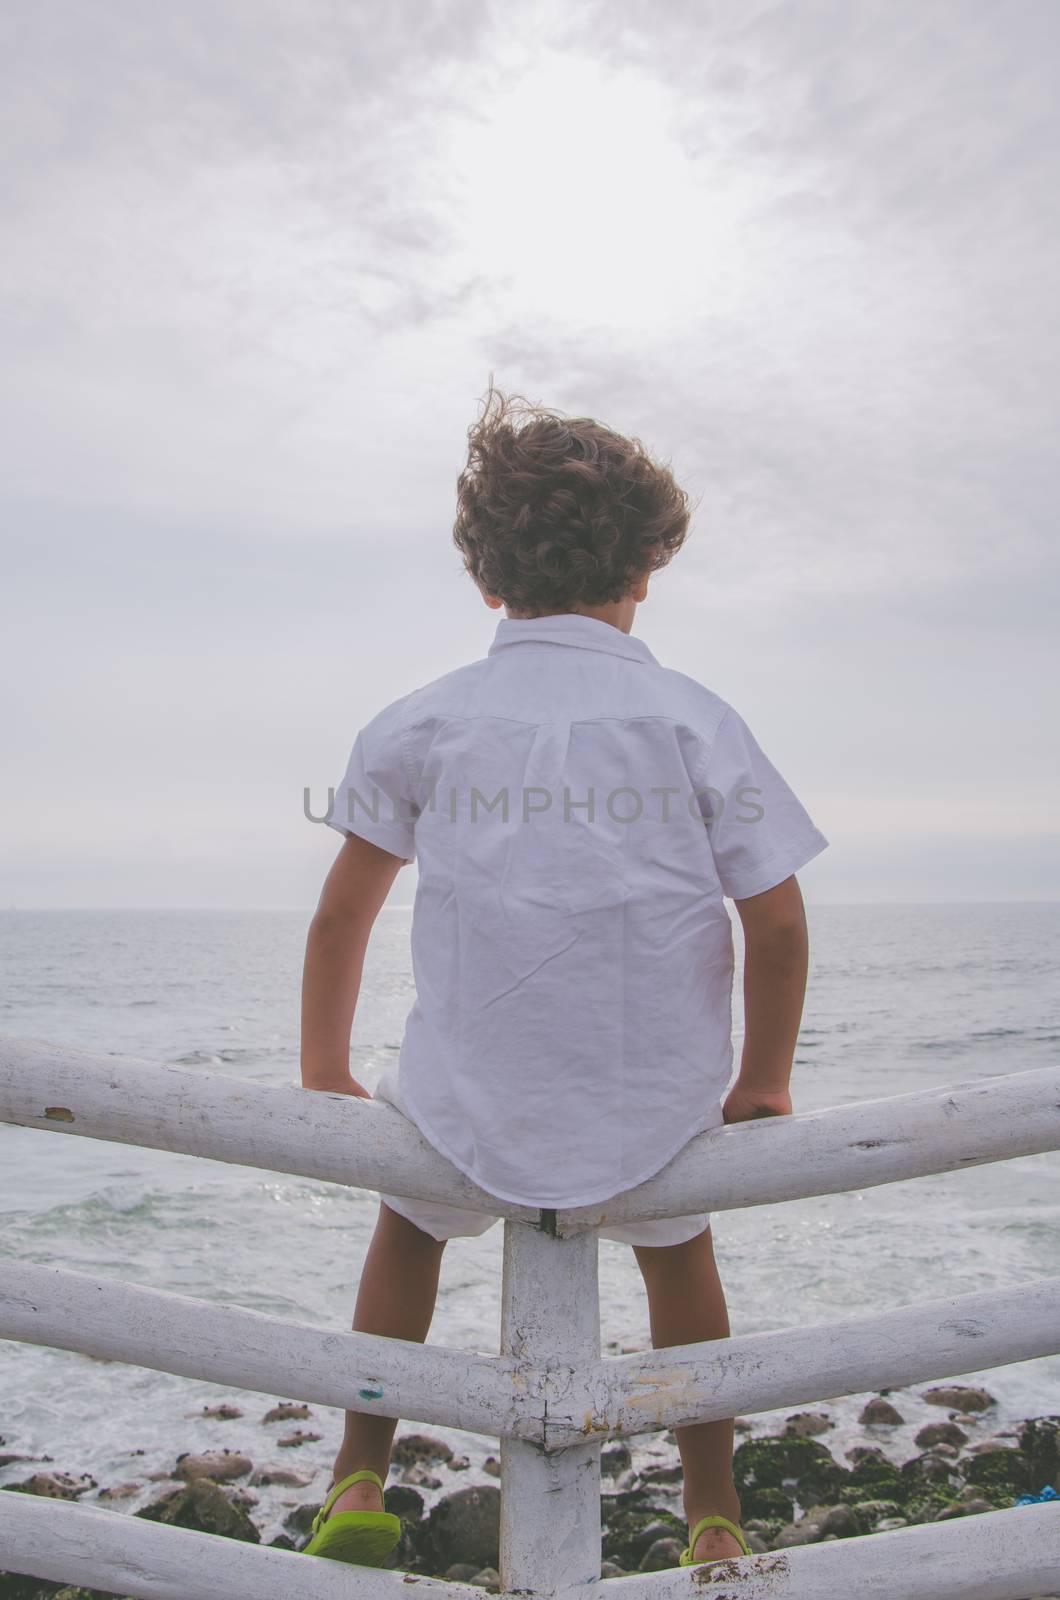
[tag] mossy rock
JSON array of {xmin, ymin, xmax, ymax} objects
[
  {"xmin": 0, "ymin": 1586, "xmax": 94, "ymax": 1600},
  {"xmin": 961, "ymin": 1449, "xmax": 1032, "ymax": 1499},
  {"xmin": 0, "ymin": 1586, "xmax": 134, "ymax": 1600},
  {"xmin": 385, "ymin": 1484, "xmax": 426, "ymax": 1524},
  {"xmin": 47, "ymin": 1591, "xmax": 116, "ymax": 1600},
  {"xmin": 602, "ymin": 1487, "xmax": 667, "ymax": 1512},
  {"xmin": 904, "ymin": 1490, "xmax": 957, "ymax": 1524},
  {"xmin": 743, "ymin": 1516, "xmax": 786, "ymax": 1545},
  {"xmin": 844, "ymin": 1454, "xmax": 909, "ymax": 1504},
  {"xmin": 1017, "ymin": 1416, "xmax": 1060, "ymax": 1492},
  {"xmin": 733, "ymin": 1437, "xmax": 848, "ymax": 1506},
  {"xmin": 844, "ymin": 1498, "xmax": 905, "ymax": 1532},
  {"xmin": 134, "ymin": 1478, "xmax": 260, "ymax": 1543},
  {"xmin": 900, "ymin": 1453, "xmax": 962, "ymax": 1496},
  {"xmin": 638, "ymin": 1537, "xmax": 684, "ymax": 1572},
  {"xmin": 426, "ymin": 1486, "xmax": 500, "ymax": 1573},
  {"xmin": 283, "ymin": 1499, "xmax": 319, "ymax": 1538},
  {"xmin": 601, "ymin": 1444, "xmax": 633, "ymax": 1477},
  {"xmin": 601, "ymin": 1509, "xmax": 685, "ymax": 1570},
  {"xmin": 739, "ymin": 1485, "xmax": 794, "ymax": 1523},
  {"xmin": 0, "ymin": 1576, "xmax": 40, "ymax": 1600}
]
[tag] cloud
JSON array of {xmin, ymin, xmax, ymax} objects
[{"xmin": 2, "ymin": 0, "xmax": 1057, "ymax": 903}]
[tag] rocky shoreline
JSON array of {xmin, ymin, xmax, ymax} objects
[{"xmin": 1, "ymin": 1384, "xmax": 1058, "ymax": 1598}]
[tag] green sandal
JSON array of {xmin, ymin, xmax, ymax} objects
[
  {"xmin": 678, "ymin": 1513, "xmax": 753, "ymax": 1566},
  {"xmin": 302, "ymin": 1468, "xmax": 402, "ymax": 1565}
]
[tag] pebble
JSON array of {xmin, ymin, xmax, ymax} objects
[
  {"xmin": 920, "ymin": 1385, "xmax": 996, "ymax": 1412},
  {"xmin": 173, "ymin": 1449, "xmax": 251, "ymax": 1483},
  {"xmin": 392, "ymin": 1431, "xmax": 454, "ymax": 1467},
  {"xmin": 859, "ymin": 1397, "xmax": 905, "ymax": 1426},
  {"xmin": 262, "ymin": 1402, "xmax": 313, "ymax": 1424},
  {"xmin": 784, "ymin": 1411, "xmax": 834, "ymax": 1437},
  {"xmin": 248, "ymin": 1465, "xmax": 312, "ymax": 1487}
]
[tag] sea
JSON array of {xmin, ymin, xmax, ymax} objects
[{"xmin": 1, "ymin": 903, "xmax": 1058, "ymax": 1545}]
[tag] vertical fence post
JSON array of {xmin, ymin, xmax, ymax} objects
[{"xmin": 499, "ymin": 1218, "xmax": 601, "ymax": 1595}]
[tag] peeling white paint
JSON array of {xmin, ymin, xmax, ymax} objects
[{"xmin": 0, "ymin": 1037, "xmax": 1057, "ymax": 1599}]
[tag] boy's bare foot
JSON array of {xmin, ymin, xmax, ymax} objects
[
  {"xmin": 323, "ymin": 1470, "xmax": 386, "ymax": 1520},
  {"xmin": 688, "ymin": 1519, "xmax": 747, "ymax": 1564}
]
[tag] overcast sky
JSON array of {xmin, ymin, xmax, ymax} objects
[{"xmin": 2, "ymin": 0, "xmax": 1057, "ymax": 908}]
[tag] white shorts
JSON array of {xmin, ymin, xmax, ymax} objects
[{"xmin": 373, "ymin": 1065, "xmax": 720, "ymax": 1248}]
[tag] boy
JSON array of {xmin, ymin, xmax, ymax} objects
[{"xmin": 300, "ymin": 385, "xmax": 828, "ymax": 1569}]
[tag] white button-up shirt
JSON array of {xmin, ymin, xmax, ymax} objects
[{"xmin": 327, "ymin": 611, "xmax": 828, "ymax": 1209}]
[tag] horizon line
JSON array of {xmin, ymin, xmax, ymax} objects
[{"xmin": 2, "ymin": 900, "xmax": 1059, "ymax": 913}]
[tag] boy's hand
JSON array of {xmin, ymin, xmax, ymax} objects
[{"xmin": 722, "ymin": 1083, "xmax": 793, "ymax": 1124}]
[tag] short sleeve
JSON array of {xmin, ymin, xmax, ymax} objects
[
  {"xmin": 326, "ymin": 697, "xmax": 417, "ymax": 863},
  {"xmin": 697, "ymin": 706, "xmax": 828, "ymax": 899}
]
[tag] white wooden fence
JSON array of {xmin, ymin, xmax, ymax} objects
[{"xmin": 1, "ymin": 1036, "xmax": 1058, "ymax": 1600}]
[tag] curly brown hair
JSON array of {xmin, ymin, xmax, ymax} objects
[{"xmin": 452, "ymin": 379, "xmax": 695, "ymax": 615}]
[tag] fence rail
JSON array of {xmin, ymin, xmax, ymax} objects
[
  {"xmin": 3, "ymin": 1489, "xmax": 1056, "ymax": 1600},
  {"xmin": 3, "ymin": 1260, "xmax": 1059, "ymax": 1449},
  {"xmin": 1, "ymin": 1035, "xmax": 1058, "ymax": 1600},
  {"xmin": 2, "ymin": 1039, "xmax": 1057, "ymax": 1228}
]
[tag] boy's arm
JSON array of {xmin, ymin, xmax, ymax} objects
[
  {"xmin": 300, "ymin": 832, "xmax": 407, "ymax": 1096},
  {"xmin": 726, "ymin": 874, "xmax": 809, "ymax": 1123}
]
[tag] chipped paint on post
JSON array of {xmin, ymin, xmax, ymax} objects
[{"xmin": 499, "ymin": 1223, "xmax": 602, "ymax": 1593}]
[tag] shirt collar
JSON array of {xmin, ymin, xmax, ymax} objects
[{"xmin": 487, "ymin": 611, "xmax": 659, "ymax": 666}]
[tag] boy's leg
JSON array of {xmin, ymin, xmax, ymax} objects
[
  {"xmin": 328, "ymin": 1200, "xmax": 448, "ymax": 1515},
  {"xmin": 632, "ymin": 1226, "xmax": 744, "ymax": 1562}
]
